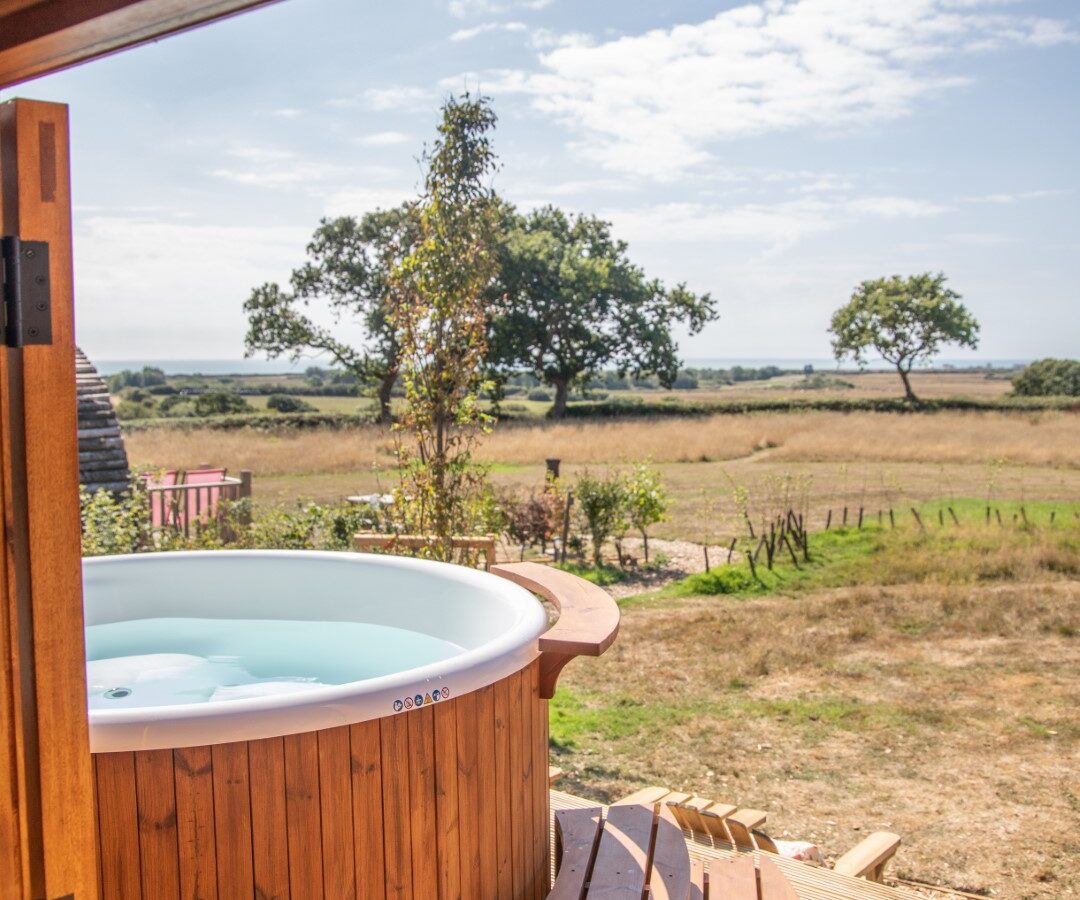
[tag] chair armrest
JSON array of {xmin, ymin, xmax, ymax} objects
[{"xmin": 833, "ymin": 832, "xmax": 901, "ymax": 882}]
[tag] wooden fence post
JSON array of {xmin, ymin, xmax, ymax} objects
[{"xmin": 238, "ymin": 468, "xmax": 253, "ymax": 526}]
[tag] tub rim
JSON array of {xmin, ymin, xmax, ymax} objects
[{"xmin": 84, "ymin": 549, "xmax": 547, "ymax": 752}]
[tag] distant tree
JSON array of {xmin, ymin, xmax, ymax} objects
[
  {"xmin": 489, "ymin": 206, "xmax": 716, "ymax": 417},
  {"xmin": 1011, "ymin": 358, "xmax": 1080, "ymax": 397},
  {"xmin": 193, "ymin": 391, "xmax": 252, "ymax": 417},
  {"xmin": 243, "ymin": 205, "xmax": 419, "ymax": 423},
  {"xmin": 388, "ymin": 93, "xmax": 501, "ymax": 555},
  {"xmin": 829, "ymin": 273, "xmax": 979, "ymax": 401}
]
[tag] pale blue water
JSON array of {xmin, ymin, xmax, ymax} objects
[{"xmin": 85, "ymin": 617, "xmax": 464, "ymax": 709}]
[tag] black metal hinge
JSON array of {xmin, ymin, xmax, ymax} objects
[{"xmin": 1, "ymin": 235, "xmax": 52, "ymax": 347}]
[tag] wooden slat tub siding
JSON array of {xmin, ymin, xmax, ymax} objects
[
  {"xmin": 456, "ymin": 688, "xmax": 482, "ymax": 899},
  {"xmin": 283, "ymin": 731, "xmax": 323, "ymax": 899},
  {"xmin": 349, "ymin": 720, "xmax": 385, "ymax": 900},
  {"xmin": 475, "ymin": 683, "xmax": 499, "ymax": 900},
  {"xmin": 407, "ymin": 704, "xmax": 439, "ymax": 898},
  {"xmin": 96, "ymin": 752, "xmax": 142, "ymax": 900},
  {"xmin": 434, "ymin": 698, "xmax": 462, "ymax": 900},
  {"xmin": 531, "ymin": 662, "xmax": 549, "ymax": 899},
  {"xmin": 519, "ymin": 662, "xmax": 537, "ymax": 900},
  {"xmin": 248, "ymin": 736, "xmax": 290, "ymax": 900},
  {"xmin": 212, "ymin": 742, "xmax": 254, "ymax": 899},
  {"xmin": 318, "ymin": 725, "xmax": 356, "ymax": 899},
  {"xmin": 92, "ymin": 660, "xmax": 551, "ymax": 900},
  {"xmin": 380, "ymin": 711, "xmax": 413, "ymax": 899},
  {"xmin": 135, "ymin": 748, "xmax": 181, "ymax": 900},
  {"xmin": 508, "ymin": 666, "xmax": 527, "ymax": 899},
  {"xmin": 493, "ymin": 676, "xmax": 515, "ymax": 900},
  {"xmin": 174, "ymin": 746, "xmax": 218, "ymax": 900}
]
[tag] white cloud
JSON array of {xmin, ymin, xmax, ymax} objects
[
  {"xmin": 603, "ymin": 192, "xmax": 951, "ymax": 253},
  {"xmin": 447, "ymin": 0, "xmax": 551, "ymax": 18},
  {"xmin": 356, "ymin": 131, "xmax": 412, "ymax": 146},
  {"xmin": 322, "ymin": 186, "xmax": 416, "ymax": 217},
  {"xmin": 329, "ymin": 85, "xmax": 434, "ymax": 112},
  {"xmin": 968, "ymin": 188, "xmax": 1071, "ymax": 203},
  {"xmin": 846, "ymin": 196, "xmax": 951, "ymax": 218},
  {"xmin": 271, "ymin": 108, "xmax": 303, "ymax": 119},
  {"xmin": 474, "ymin": 0, "xmax": 1077, "ymax": 178},
  {"xmin": 450, "ymin": 21, "xmax": 527, "ymax": 42},
  {"xmin": 73, "ymin": 217, "xmax": 310, "ymax": 356}
]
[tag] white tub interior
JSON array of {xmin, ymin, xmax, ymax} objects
[{"xmin": 83, "ymin": 550, "xmax": 547, "ymax": 752}]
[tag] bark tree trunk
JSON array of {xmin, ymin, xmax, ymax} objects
[
  {"xmin": 377, "ymin": 369, "xmax": 396, "ymax": 423},
  {"xmin": 897, "ymin": 366, "xmax": 918, "ymax": 402},
  {"xmin": 550, "ymin": 379, "xmax": 569, "ymax": 418}
]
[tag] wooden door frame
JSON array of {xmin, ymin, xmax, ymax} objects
[{"xmin": 1, "ymin": 98, "xmax": 97, "ymax": 900}]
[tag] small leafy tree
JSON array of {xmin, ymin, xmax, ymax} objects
[
  {"xmin": 489, "ymin": 206, "xmax": 716, "ymax": 417},
  {"xmin": 625, "ymin": 462, "xmax": 667, "ymax": 562},
  {"xmin": 244, "ymin": 205, "xmax": 419, "ymax": 423},
  {"xmin": 829, "ymin": 272, "xmax": 979, "ymax": 401},
  {"xmin": 387, "ymin": 94, "xmax": 501, "ymax": 557},
  {"xmin": 575, "ymin": 470, "xmax": 629, "ymax": 567}
]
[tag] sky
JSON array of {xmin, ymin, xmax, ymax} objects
[{"xmin": 5, "ymin": 0, "xmax": 1078, "ymax": 365}]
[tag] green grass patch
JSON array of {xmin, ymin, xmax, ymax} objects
[
  {"xmin": 549, "ymin": 690, "xmax": 705, "ymax": 749},
  {"xmin": 554, "ymin": 561, "xmax": 629, "ymax": 586}
]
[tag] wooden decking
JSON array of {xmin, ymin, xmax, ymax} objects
[{"xmin": 550, "ymin": 789, "xmax": 918, "ymax": 900}]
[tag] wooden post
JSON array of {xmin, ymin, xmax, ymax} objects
[
  {"xmin": 726, "ymin": 537, "xmax": 737, "ymax": 564},
  {"xmin": 560, "ymin": 490, "xmax": 573, "ymax": 564},
  {"xmin": 948, "ymin": 507, "xmax": 960, "ymax": 526},
  {"xmin": 0, "ymin": 99, "xmax": 98, "ymax": 900},
  {"xmin": 702, "ymin": 545, "xmax": 710, "ymax": 573},
  {"xmin": 545, "ymin": 458, "xmax": 560, "ymax": 480},
  {"xmin": 857, "ymin": 507, "xmax": 864, "ymax": 529},
  {"xmin": 238, "ymin": 468, "xmax": 253, "ymax": 526},
  {"xmin": 911, "ymin": 508, "xmax": 925, "ymax": 530},
  {"xmin": 824, "ymin": 509, "xmax": 831, "ymax": 530},
  {"xmin": 889, "ymin": 508, "xmax": 895, "ymax": 529},
  {"xmin": 842, "ymin": 506, "xmax": 848, "ymax": 527}
]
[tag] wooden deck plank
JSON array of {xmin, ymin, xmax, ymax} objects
[
  {"xmin": 318, "ymin": 725, "xmax": 356, "ymax": 899},
  {"xmin": 349, "ymin": 720, "xmax": 385, "ymax": 900},
  {"xmin": 758, "ymin": 856, "xmax": 799, "ymax": 899},
  {"xmin": 549, "ymin": 808, "xmax": 602, "ymax": 900},
  {"xmin": 611, "ymin": 785, "xmax": 671, "ymax": 808},
  {"xmin": 135, "ymin": 749, "xmax": 181, "ymax": 900},
  {"xmin": 211, "ymin": 742, "xmax": 254, "ymax": 900},
  {"xmin": 248, "ymin": 737, "xmax": 290, "ymax": 900},
  {"xmin": 707, "ymin": 856, "xmax": 757, "ymax": 898},
  {"xmin": 584, "ymin": 803, "xmax": 654, "ymax": 899},
  {"xmin": 649, "ymin": 804, "xmax": 692, "ymax": 900},
  {"xmin": 174, "ymin": 746, "xmax": 218, "ymax": 900},
  {"xmin": 433, "ymin": 699, "xmax": 462, "ymax": 900},
  {"xmin": 96, "ymin": 752, "xmax": 142, "ymax": 900},
  {"xmin": 283, "ymin": 732, "xmax": 323, "ymax": 899},
  {"xmin": 380, "ymin": 714, "xmax": 413, "ymax": 899}
]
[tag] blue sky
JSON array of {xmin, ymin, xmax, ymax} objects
[{"xmin": 6, "ymin": 0, "xmax": 1078, "ymax": 364}]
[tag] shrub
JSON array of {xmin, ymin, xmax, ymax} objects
[
  {"xmin": 527, "ymin": 388, "xmax": 552, "ymax": 402},
  {"xmin": 1012, "ymin": 358, "xmax": 1080, "ymax": 396},
  {"xmin": 193, "ymin": 391, "xmax": 253, "ymax": 416},
  {"xmin": 574, "ymin": 470, "xmax": 629, "ymax": 566},
  {"xmin": 266, "ymin": 394, "xmax": 318, "ymax": 413},
  {"xmin": 80, "ymin": 483, "xmax": 152, "ymax": 555}
]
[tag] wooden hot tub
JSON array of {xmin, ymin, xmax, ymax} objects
[{"xmin": 85, "ymin": 552, "xmax": 618, "ymax": 899}]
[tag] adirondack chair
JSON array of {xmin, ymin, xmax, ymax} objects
[
  {"xmin": 142, "ymin": 469, "xmax": 181, "ymax": 529},
  {"xmin": 179, "ymin": 466, "xmax": 227, "ymax": 533},
  {"xmin": 550, "ymin": 804, "xmax": 800, "ymax": 899},
  {"xmin": 614, "ymin": 786, "xmax": 900, "ymax": 883}
]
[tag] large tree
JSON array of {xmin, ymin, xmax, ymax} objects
[
  {"xmin": 489, "ymin": 206, "xmax": 716, "ymax": 417},
  {"xmin": 829, "ymin": 272, "xmax": 979, "ymax": 402},
  {"xmin": 243, "ymin": 204, "xmax": 418, "ymax": 423}
]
